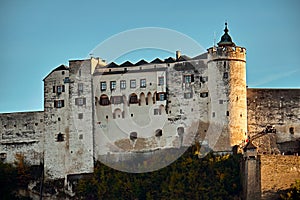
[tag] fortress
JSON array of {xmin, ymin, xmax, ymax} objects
[{"xmin": 0, "ymin": 24, "xmax": 299, "ymax": 186}]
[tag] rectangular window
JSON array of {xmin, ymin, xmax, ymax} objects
[
  {"xmin": 130, "ymin": 80, "xmax": 136, "ymax": 88},
  {"xmin": 227, "ymin": 111, "xmax": 229, "ymax": 116},
  {"xmin": 110, "ymin": 81, "xmax": 116, "ymax": 90},
  {"xmin": 100, "ymin": 82, "xmax": 107, "ymax": 91},
  {"xmin": 75, "ymin": 98, "xmax": 86, "ymax": 106},
  {"xmin": 78, "ymin": 113, "xmax": 83, "ymax": 119},
  {"xmin": 54, "ymin": 100, "xmax": 64, "ymax": 108},
  {"xmin": 184, "ymin": 92, "xmax": 192, "ymax": 99},
  {"xmin": 156, "ymin": 92, "xmax": 166, "ymax": 101},
  {"xmin": 56, "ymin": 85, "xmax": 65, "ymax": 94},
  {"xmin": 219, "ymin": 100, "xmax": 223, "ymax": 104},
  {"xmin": 78, "ymin": 83, "xmax": 83, "ymax": 94},
  {"xmin": 158, "ymin": 76, "xmax": 164, "ymax": 86},
  {"xmin": 154, "ymin": 108, "xmax": 161, "ymax": 115},
  {"xmin": 183, "ymin": 74, "xmax": 194, "ymax": 83},
  {"xmin": 212, "ymin": 112, "xmax": 215, "ymax": 117},
  {"xmin": 111, "ymin": 96, "xmax": 123, "ymax": 104},
  {"xmin": 140, "ymin": 79, "xmax": 146, "ymax": 88},
  {"xmin": 120, "ymin": 80, "xmax": 126, "ymax": 89},
  {"xmin": 200, "ymin": 92, "xmax": 208, "ymax": 98}
]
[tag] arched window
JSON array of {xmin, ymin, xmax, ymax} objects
[
  {"xmin": 129, "ymin": 93, "xmax": 138, "ymax": 104},
  {"xmin": 147, "ymin": 92, "xmax": 152, "ymax": 105},
  {"xmin": 99, "ymin": 94, "xmax": 110, "ymax": 106},
  {"xmin": 140, "ymin": 93, "xmax": 146, "ymax": 106}
]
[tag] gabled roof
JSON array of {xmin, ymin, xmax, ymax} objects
[
  {"xmin": 135, "ymin": 59, "xmax": 148, "ymax": 66},
  {"xmin": 120, "ymin": 61, "xmax": 134, "ymax": 67},
  {"xmin": 150, "ymin": 58, "xmax": 164, "ymax": 64},
  {"xmin": 43, "ymin": 64, "xmax": 69, "ymax": 81},
  {"xmin": 164, "ymin": 57, "xmax": 176, "ymax": 63},
  {"xmin": 107, "ymin": 62, "xmax": 119, "ymax": 68}
]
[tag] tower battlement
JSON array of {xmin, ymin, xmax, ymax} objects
[{"xmin": 207, "ymin": 46, "xmax": 246, "ymax": 62}]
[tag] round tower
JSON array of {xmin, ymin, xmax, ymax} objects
[{"xmin": 207, "ymin": 23, "xmax": 247, "ymax": 151}]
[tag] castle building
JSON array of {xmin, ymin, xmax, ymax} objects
[{"xmin": 0, "ymin": 24, "xmax": 299, "ymax": 180}]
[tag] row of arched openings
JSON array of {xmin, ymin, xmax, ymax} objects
[{"xmin": 96, "ymin": 92, "xmax": 166, "ymax": 106}]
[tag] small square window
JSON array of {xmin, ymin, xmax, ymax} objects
[
  {"xmin": 79, "ymin": 134, "xmax": 83, "ymax": 139},
  {"xmin": 76, "ymin": 98, "xmax": 86, "ymax": 106},
  {"xmin": 154, "ymin": 108, "xmax": 161, "ymax": 115},
  {"xmin": 184, "ymin": 92, "xmax": 192, "ymax": 99},
  {"xmin": 100, "ymin": 82, "xmax": 107, "ymax": 91},
  {"xmin": 219, "ymin": 100, "xmax": 223, "ymax": 104},
  {"xmin": 140, "ymin": 79, "xmax": 146, "ymax": 88},
  {"xmin": 130, "ymin": 80, "xmax": 136, "ymax": 88},
  {"xmin": 78, "ymin": 113, "xmax": 83, "ymax": 119}
]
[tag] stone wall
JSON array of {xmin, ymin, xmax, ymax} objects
[
  {"xmin": 0, "ymin": 111, "xmax": 44, "ymax": 165},
  {"xmin": 260, "ymin": 155, "xmax": 300, "ymax": 200},
  {"xmin": 247, "ymin": 89, "xmax": 300, "ymax": 154}
]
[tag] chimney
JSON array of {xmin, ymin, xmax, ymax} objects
[{"xmin": 176, "ymin": 50, "xmax": 181, "ymax": 60}]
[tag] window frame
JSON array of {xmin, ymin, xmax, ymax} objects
[
  {"xmin": 100, "ymin": 81, "xmax": 107, "ymax": 91},
  {"xmin": 140, "ymin": 79, "xmax": 146, "ymax": 88},
  {"xmin": 120, "ymin": 80, "xmax": 126, "ymax": 89},
  {"xmin": 130, "ymin": 79, "xmax": 136, "ymax": 88}
]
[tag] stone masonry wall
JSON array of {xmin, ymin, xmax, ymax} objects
[
  {"xmin": 260, "ymin": 155, "xmax": 300, "ymax": 200},
  {"xmin": 247, "ymin": 89, "xmax": 300, "ymax": 154},
  {"xmin": 0, "ymin": 111, "xmax": 44, "ymax": 165}
]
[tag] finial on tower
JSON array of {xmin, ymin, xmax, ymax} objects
[{"xmin": 217, "ymin": 21, "xmax": 235, "ymax": 47}]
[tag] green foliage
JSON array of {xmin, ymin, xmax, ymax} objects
[
  {"xmin": 280, "ymin": 180, "xmax": 300, "ymax": 200},
  {"xmin": 76, "ymin": 146, "xmax": 242, "ymax": 200}
]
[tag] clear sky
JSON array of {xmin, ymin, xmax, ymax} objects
[{"xmin": 0, "ymin": 0, "xmax": 299, "ymax": 113}]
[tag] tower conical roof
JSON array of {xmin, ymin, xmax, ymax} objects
[{"xmin": 218, "ymin": 22, "xmax": 235, "ymax": 47}]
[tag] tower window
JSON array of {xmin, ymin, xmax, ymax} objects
[
  {"xmin": 226, "ymin": 111, "xmax": 229, "ymax": 116},
  {"xmin": 289, "ymin": 127, "xmax": 294, "ymax": 134},
  {"xmin": 223, "ymin": 72, "xmax": 228, "ymax": 79},
  {"xmin": 57, "ymin": 133, "xmax": 64, "ymax": 142}
]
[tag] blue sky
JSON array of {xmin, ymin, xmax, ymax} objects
[{"xmin": 0, "ymin": 0, "xmax": 299, "ymax": 113}]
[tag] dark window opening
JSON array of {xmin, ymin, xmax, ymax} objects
[
  {"xmin": 57, "ymin": 133, "xmax": 64, "ymax": 142},
  {"xmin": 219, "ymin": 100, "xmax": 223, "ymax": 104},
  {"xmin": 212, "ymin": 112, "xmax": 215, "ymax": 117},
  {"xmin": 131, "ymin": 113, "xmax": 134, "ymax": 117},
  {"xmin": 130, "ymin": 132, "xmax": 137, "ymax": 140},
  {"xmin": 223, "ymin": 72, "xmax": 228, "ymax": 79},
  {"xmin": 155, "ymin": 129, "xmax": 162, "ymax": 137},
  {"xmin": 58, "ymin": 117, "xmax": 61, "ymax": 121},
  {"xmin": 177, "ymin": 127, "xmax": 184, "ymax": 136},
  {"xmin": 106, "ymin": 115, "xmax": 108, "ymax": 119},
  {"xmin": 289, "ymin": 127, "xmax": 294, "ymax": 134},
  {"xmin": 79, "ymin": 134, "xmax": 83, "ymax": 139},
  {"xmin": 200, "ymin": 92, "xmax": 208, "ymax": 98},
  {"xmin": 226, "ymin": 111, "xmax": 229, "ymax": 116},
  {"xmin": 78, "ymin": 113, "xmax": 83, "ymax": 119}
]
